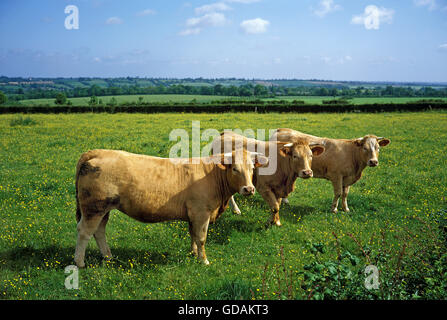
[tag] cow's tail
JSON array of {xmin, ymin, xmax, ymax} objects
[{"xmin": 75, "ymin": 151, "xmax": 97, "ymax": 223}]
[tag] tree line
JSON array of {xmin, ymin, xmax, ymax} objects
[{"xmin": 1, "ymin": 83, "xmax": 447, "ymax": 104}]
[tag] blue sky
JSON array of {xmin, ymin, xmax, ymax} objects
[{"xmin": 0, "ymin": 0, "xmax": 446, "ymax": 81}]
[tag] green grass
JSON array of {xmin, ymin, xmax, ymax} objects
[
  {"xmin": 0, "ymin": 112, "xmax": 446, "ymax": 300},
  {"xmin": 16, "ymin": 94, "xmax": 447, "ymax": 107},
  {"xmin": 18, "ymin": 94, "xmax": 241, "ymax": 106},
  {"xmin": 264, "ymin": 96, "xmax": 447, "ymax": 104}
]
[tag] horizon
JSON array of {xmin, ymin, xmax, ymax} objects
[
  {"xmin": 2, "ymin": 76, "xmax": 447, "ymax": 86},
  {"xmin": 1, "ymin": 0, "xmax": 447, "ymax": 82}
]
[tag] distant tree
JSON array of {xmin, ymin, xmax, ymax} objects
[
  {"xmin": 254, "ymin": 84, "xmax": 268, "ymax": 97},
  {"xmin": 214, "ymin": 84, "xmax": 224, "ymax": 96},
  {"xmin": 54, "ymin": 92, "xmax": 67, "ymax": 105},
  {"xmin": 88, "ymin": 95, "xmax": 98, "ymax": 106},
  {"xmin": 0, "ymin": 90, "xmax": 7, "ymax": 105},
  {"xmin": 107, "ymin": 97, "xmax": 117, "ymax": 106}
]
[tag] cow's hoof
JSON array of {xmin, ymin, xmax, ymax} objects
[
  {"xmin": 343, "ymin": 208, "xmax": 350, "ymax": 213},
  {"xmin": 332, "ymin": 208, "xmax": 338, "ymax": 213},
  {"xmin": 75, "ymin": 261, "xmax": 85, "ymax": 268},
  {"xmin": 282, "ymin": 198, "xmax": 290, "ymax": 205},
  {"xmin": 233, "ymin": 209, "xmax": 241, "ymax": 215},
  {"xmin": 275, "ymin": 220, "xmax": 282, "ymax": 227},
  {"xmin": 203, "ymin": 259, "xmax": 210, "ymax": 265}
]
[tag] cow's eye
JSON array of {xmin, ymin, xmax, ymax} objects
[{"xmin": 232, "ymin": 167, "xmax": 239, "ymax": 173}]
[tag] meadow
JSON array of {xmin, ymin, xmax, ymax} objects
[
  {"xmin": 1, "ymin": 111, "xmax": 446, "ymax": 300},
  {"xmin": 16, "ymin": 94, "xmax": 447, "ymax": 107}
]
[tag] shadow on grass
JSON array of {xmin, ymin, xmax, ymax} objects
[
  {"xmin": 279, "ymin": 203, "xmax": 318, "ymax": 224},
  {"xmin": 0, "ymin": 245, "xmax": 177, "ymax": 271}
]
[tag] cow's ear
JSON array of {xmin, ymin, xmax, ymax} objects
[
  {"xmin": 354, "ymin": 138, "xmax": 364, "ymax": 146},
  {"xmin": 253, "ymin": 155, "xmax": 269, "ymax": 168},
  {"xmin": 311, "ymin": 145, "xmax": 325, "ymax": 156},
  {"xmin": 378, "ymin": 138, "xmax": 390, "ymax": 147},
  {"xmin": 216, "ymin": 153, "xmax": 232, "ymax": 170},
  {"xmin": 217, "ymin": 163, "xmax": 227, "ymax": 170},
  {"xmin": 279, "ymin": 143, "xmax": 293, "ymax": 157}
]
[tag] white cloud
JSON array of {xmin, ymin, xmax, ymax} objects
[
  {"xmin": 240, "ymin": 18, "xmax": 270, "ymax": 34},
  {"xmin": 195, "ymin": 2, "xmax": 232, "ymax": 15},
  {"xmin": 351, "ymin": 5, "xmax": 394, "ymax": 30},
  {"xmin": 414, "ymin": 0, "xmax": 437, "ymax": 11},
  {"xmin": 321, "ymin": 56, "xmax": 332, "ymax": 64},
  {"xmin": 439, "ymin": 43, "xmax": 447, "ymax": 50},
  {"xmin": 106, "ymin": 17, "xmax": 123, "ymax": 25},
  {"xmin": 136, "ymin": 9, "xmax": 156, "ymax": 16},
  {"xmin": 180, "ymin": 12, "xmax": 228, "ymax": 35},
  {"xmin": 178, "ymin": 28, "xmax": 201, "ymax": 36},
  {"xmin": 186, "ymin": 12, "xmax": 227, "ymax": 27},
  {"xmin": 313, "ymin": 0, "xmax": 341, "ymax": 18},
  {"xmin": 225, "ymin": 0, "xmax": 261, "ymax": 3}
]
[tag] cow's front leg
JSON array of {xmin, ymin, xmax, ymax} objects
[
  {"xmin": 341, "ymin": 185, "xmax": 350, "ymax": 212},
  {"xmin": 229, "ymin": 195, "xmax": 241, "ymax": 215},
  {"xmin": 330, "ymin": 177, "xmax": 343, "ymax": 213},
  {"xmin": 260, "ymin": 189, "xmax": 282, "ymax": 226},
  {"xmin": 188, "ymin": 215, "xmax": 211, "ymax": 265}
]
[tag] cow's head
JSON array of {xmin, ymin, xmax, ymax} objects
[
  {"xmin": 354, "ymin": 135, "xmax": 391, "ymax": 167},
  {"xmin": 216, "ymin": 150, "xmax": 269, "ymax": 196},
  {"xmin": 278, "ymin": 140, "xmax": 325, "ymax": 179}
]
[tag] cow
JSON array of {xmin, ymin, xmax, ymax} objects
[
  {"xmin": 270, "ymin": 128, "xmax": 390, "ymax": 213},
  {"xmin": 211, "ymin": 132, "xmax": 325, "ymax": 226},
  {"xmin": 74, "ymin": 148, "xmax": 268, "ymax": 268}
]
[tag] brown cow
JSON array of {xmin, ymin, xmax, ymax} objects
[
  {"xmin": 270, "ymin": 128, "xmax": 390, "ymax": 213},
  {"xmin": 211, "ymin": 132, "xmax": 325, "ymax": 226},
  {"xmin": 74, "ymin": 149, "xmax": 268, "ymax": 267}
]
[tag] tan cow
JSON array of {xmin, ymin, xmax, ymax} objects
[
  {"xmin": 270, "ymin": 128, "xmax": 390, "ymax": 213},
  {"xmin": 211, "ymin": 132, "xmax": 325, "ymax": 226},
  {"xmin": 74, "ymin": 149, "xmax": 268, "ymax": 267}
]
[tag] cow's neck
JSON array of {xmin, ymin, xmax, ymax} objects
[
  {"xmin": 277, "ymin": 152, "xmax": 298, "ymax": 192},
  {"xmin": 351, "ymin": 144, "xmax": 368, "ymax": 176},
  {"xmin": 214, "ymin": 166, "xmax": 234, "ymax": 204}
]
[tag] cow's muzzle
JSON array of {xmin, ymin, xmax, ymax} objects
[
  {"xmin": 240, "ymin": 186, "xmax": 255, "ymax": 196},
  {"xmin": 299, "ymin": 169, "xmax": 313, "ymax": 179},
  {"xmin": 368, "ymin": 160, "xmax": 378, "ymax": 167}
]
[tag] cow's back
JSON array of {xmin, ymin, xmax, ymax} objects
[
  {"xmin": 76, "ymin": 149, "xmax": 214, "ymax": 222},
  {"xmin": 271, "ymin": 129, "xmax": 356, "ymax": 179}
]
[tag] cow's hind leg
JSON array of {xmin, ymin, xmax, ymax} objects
[
  {"xmin": 74, "ymin": 213, "xmax": 105, "ymax": 268},
  {"xmin": 189, "ymin": 222, "xmax": 198, "ymax": 257},
  {"xmin": 94, "ymin": 212, "xmax": 112, "ymax": 261},
  {"xmin": 330, "ymin": 177, "xmax": 343, "ymax": 213}
]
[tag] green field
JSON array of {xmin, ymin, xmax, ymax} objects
[
  {"xmin": 16, "ymin": 94, "xmax": 447, "ymax": 107},
  {"xmin": 264, "ymin": 96, "xmax": 447, "ymax": 104},
  {"xmin": 1, "ymin": 112, "xmax": 447, "ymax": 300},
  {"xmin": 18, "ymin": 95, "xmax": 241, "ymax": 106}
]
